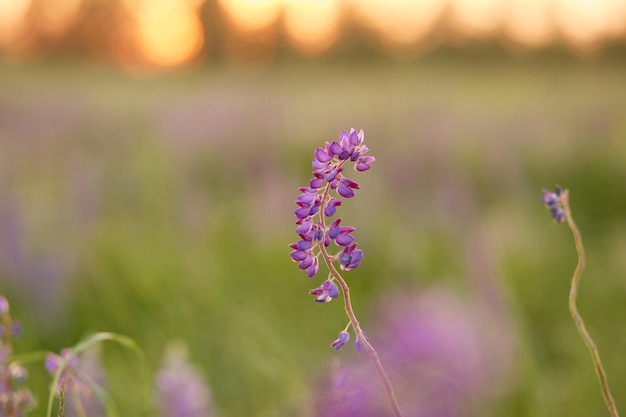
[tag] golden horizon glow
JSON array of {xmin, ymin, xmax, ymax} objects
[
  {"xmin": 219, "ymin": 0, "xmax": 282, "ymax": 33},
  {"xmin": 555, "ymin": 0, "xmax": 626, "ymax": 49},
  {"xmin": 450, "ymin": 0, "xmax": 506, "ymax": 36},
  {"xmin": 505, "ymin": 0, "xmax": 554, "ymax": 47},
  {"xmin": 132, "ymin": 0, "xmax": 204, "ymax": 68},
  {"xmin": 38, "ymin": 0, "xmax": 84, "ymax": 37},
  {"xmin": 351, "ymin": 0, "xmax": 446, "ymax": 45},
  {"xmin": 0, "ymin": 0, "xmax": 30, "ymax": 46},
  {"xmin": 1, "ymin": 0, "xmax": 626, "ymax": 66},
  {"xmin": 284, "ymin": 0, "xmax": 341, "ymax": 55}
]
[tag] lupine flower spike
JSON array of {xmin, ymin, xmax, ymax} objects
[
  {"xmin": 290, "ymin": 129, "xmax": 404, "ymax": 417},
  {"xmin": 542, "ymin": 186, "xmax": 620, "ymax": 417}
]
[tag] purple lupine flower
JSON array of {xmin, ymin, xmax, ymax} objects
[
  {"xmin": 338, "ymin": 244, "xmax": 363, "ymax": 271},
  {"xmin": 45, "ymin": 347, "xmax": 90, "ymax": 396},
  {"xmin": 310, "ymin": 280, "xmax": 340, "ymax": 302},
  {"xmin": 156, "ymin": 343, "xmax": 213, "ymax": 417},
  {"xmin": 290, "ymin": 128, "xmax": 374, "ymax": 283},
  {"xmin": 313, "ymin": 287, "xmax": 516, "ymax": 417},
  {"xmin": 330, "ymin": 331, "xmax": 350, "ymax": 350},
  {"xmin": 542, "ymin": 186, "xmax": 565, "ymax": 223}
]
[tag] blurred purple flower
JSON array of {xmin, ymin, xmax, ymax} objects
[
  {"xmin": 156, "ymin": 342, "xmax": 213, "ymax": 417},
  {"xmin": 542, "ymin": 186, "xmax": 565, "ymax": 223},
  {"xmin": 313, "ymin": 287, "xmax": 516, "ymax": 417}
]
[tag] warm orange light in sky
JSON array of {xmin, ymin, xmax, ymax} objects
[
  {"xmin": 505, "ymin": 0, "xmax": 554, "ymax": 47},
  {"xmin": 449, "ymin": 0, "xmax": 505, "ymax": 36},
  {"xmin": 1, "ymin": 0, "xmax": 626, "ymax": 65},
  {"xmin": 351, "ymin": 0, "xmax": 445, "ymax": 45},
  {"xmin": 0, "ymin": 0, "xmax": 30, "ymax": 46},
  {"xmin": 555, "ymin": 0, "xmax": 626, "ymax": 49},
  {"xmin": 132, "ymin": 0, "xmax": 204, "ymax": 68},
  {"xmin": 283, "ymin": 0, "xmax": 341, "ymax": 55},
  {"xmin": 219, "ymin": 0, "xmax": 282, "ymax": 33},
  {"xmin": 38, "ymin": 0, "xmax": 84, "ymax": 37}
]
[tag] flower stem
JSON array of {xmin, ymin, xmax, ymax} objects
[
  {"xmin": 318, "ymin": 183, "xmax": 404, "ymax": 417},
  {"xmin": 562, "ymin": 191, "xmax": 620, "ymax": 417}
]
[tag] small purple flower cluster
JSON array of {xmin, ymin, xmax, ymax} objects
[
  {"xmin": 45, "ymin": 348, "xmax": 82, "ymax": 392},
  {"xmin": 0, "ymin": 295, "xmax": 37, "ymax": 416},
  {"xmin": 289, "ymin": 129, "xmax": 375, "ymax": 293},
  {"xmin": 542, "ymin": 186, "xmax": 565, "ymax": 223}
]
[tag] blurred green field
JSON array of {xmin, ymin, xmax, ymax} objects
[{"xmin": 1, "ymin": 57, "xmax": 626, "ymax": 416}]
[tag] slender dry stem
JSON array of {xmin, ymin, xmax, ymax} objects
[
  {"xmin": 318, "ymin": 183, "xmax": 404, "ymax": 417},
  {"xmin": 562, "ymin": 190, "xmax": 619, "ymax": 417}
]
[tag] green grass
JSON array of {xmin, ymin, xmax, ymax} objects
[{"xmin": 1, "ymin": 57, "xmax": 625, "ymax": 416}]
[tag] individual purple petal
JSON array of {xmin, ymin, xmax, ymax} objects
[
  {"xmin": 306, "ymin": 259, "xmax": 319, "ymax": 277},
  {"xmin": 328, "ymin": 141, "xmax": 342, "ymax": 156},
  {"xmin": 295, "ymin": 207, "xmax": 311, "ymax": 219},
  {"xmin": 315, "ymin": 147, "xmax": 332, "ymax": 163},
  {"xmin": 299, "ymin": 255, "xmax": 314, "ymax": 269},
  {"xmin": 542, "ymin": 190, "xmax": 557, "ymax": 207},
  {"xmin": 348, "ymin": 130, "xmax": 359, "ymax": 146},
  {"xmin": 312, "ymin": 159, "xmax": 327, "ymax": 170},
  {"xmin": 355, "ymin": 162, "xmax": 371, "ymax": 172},
  {"xmin": 297, "ymin": 240, "xmax": 312, "ymax": 251},
  {"xmin": 290, "ymin": 250, "xmax": 308, "ymax": 262},
  {"xmin": 330, "ymin": 331, "xmax": 350, "ymax": 350},
  {"xmin": 324, "ymin": 199, "xmax": 342, "ymax": 217},
  {"xmin": 335, "ymin": 233, "xmax": 354, "ymax": 246},
  {"xmin": 296, "ymin": 220, "xmax": 312, "ymax": 234},
  {"xmin": 310, "ymin": 174, "xmax": 324, "ymax": 189},
  {"xmin": 337, "ymin": 183, "xmax": 355, "ymax": 198},
  {"xmin": 297, "ymin": 191, "xmax": 316, "ymax": 205}
]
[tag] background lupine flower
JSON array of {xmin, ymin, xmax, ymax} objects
[
  {"xmin": 45, "ymin": 348, "xmax": 84, "ymax": 394},
  {"xmin": 542, "ymin": 186, "xmax": 565, "ymax": 222},
  {"xmin": 290, "ymin": 128, "xmax": 374, "ymax": 284},
  {"xmin": 0, "ymin": 294, "xmax": 37, "ymax": 417},
  {"xmin": 313, "ymin": 287, "xmax": 516, "ymax": 417},
  {"xmin": 155, "ymin": 342, "xmax": 214, "ymax": 417}
]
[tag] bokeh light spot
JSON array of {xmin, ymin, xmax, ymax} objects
[
  {"xmin": 134, "ymin": 0, "xmax": 205, "ymax": 68},
  {"xmin": 284, "ymin": 0, "xmax": 340, "ymax": 55}
]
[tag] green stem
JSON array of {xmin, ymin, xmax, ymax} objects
[{"xmin": 562, "ymin": 190, "xmax": 619, "ymax": 417}]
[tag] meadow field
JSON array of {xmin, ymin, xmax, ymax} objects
[{"xmin": 1, "ymin": 56, "xmax": 625, "ymax": 416}]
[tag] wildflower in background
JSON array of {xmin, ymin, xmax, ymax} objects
[
  {"xmin": 313, "ymin": 288, "xmax": 516, "ymax": 417},
  {"xmin": 0, "ymin": 294, "xmax": 37, "ymax": 416},
  {"xmin": 542, "ymin": 186, "xmax": 565, "ymax": 223},
  {"xmin": 156, "ymin": 342, "xmax": 213, "ymax": 417},
  {"xmin": 45, "ymin": 346, "xmax": 108, "ymax": 417},
  {"xmin": 45, "ymin": 348, "xmax": 81, "ymax": 392}
]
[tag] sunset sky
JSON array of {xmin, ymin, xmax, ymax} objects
[{"xmin": 0, "ymin": 0, "xmax": 625, "ymax": 69}]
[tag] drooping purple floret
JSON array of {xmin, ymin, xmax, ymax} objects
[
  {"xmin": 310, "ymin": 280, "xmax": 340, "ymax": 302},
  {"xmin": 330, "ymin": 331, "xmax": 350, "ymax": 350}
]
